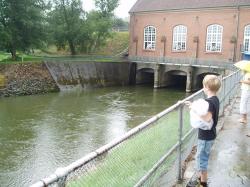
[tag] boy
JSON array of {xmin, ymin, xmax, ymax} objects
[{"xmin": 187, "ymin": 74, "xmax": 221, "ymax": 187}]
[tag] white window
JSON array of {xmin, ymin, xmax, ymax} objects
[
  {"xmin": 172, "ymin": 25, "xmax": 187, "ymax": 51},
  {"xmin": 144, "ymin": 26, "xmax": 156, "ymax": 50},
  {"xmin": 244, "ymin": 25, "xmax": 250, "ymax": 52},
  {"xmin": 206, "ymin": 24, "xmax": 223, "ymax": 52}
]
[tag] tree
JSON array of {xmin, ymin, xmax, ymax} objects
[
  {"xmin": 82, "ymin": 0, "xmax": 119, "ymax": 53},
  {"xmin": 47, "ymin": 0, "xmax": 119, "ymax": 54},
  {"xmin": 95, "ymin": 0, "xmax": 119, "ymax": 18},
  {"xmin": 0, "ymin": 0, "xmax": 46, "ymax": 60},
  {"xmin": 113, "ymin": 17, "xmax": 129, "ymax": 31},
  {"xmin": 48, "ymin": 0, "xmax": 85, "ymax": 55},
  {"xmin": 82, "ymin": 11, "xmax": 111, "ymax": 53}
]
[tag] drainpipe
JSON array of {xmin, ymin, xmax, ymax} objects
[
  {"xmin": 234, "ymin": 6, "xmax": 240, "ymax": 62},
  {"xmin": 136, "ymin": 40, "xmax": 138, "ymax": 56},
  {"xmin": 163, "ymin": 41, "xmax": 166, "ymax": 57},
  {"xmin": 193, "ymin": 36, "xmax": 199, "ymax": 62},
  {"xmin": 132, "ymin": 13, "xmax": 138, "ymax": 56},
  {"xmin": 161, "ymin": 36, "xmax": 167, "ymax": 58},
  {"xmin": 196, "ymin": 39, "xmax": 199, "ymax": 60},
  {"xmin": 194, "ymin": 16, "xmax": 200, "ymax": 64},
  {"xmin": 134, "ymin": 36, "xmax": 138, "ymax": 56}
]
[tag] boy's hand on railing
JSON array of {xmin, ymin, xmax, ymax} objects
[{"xmin": 184, "ymin": 101, "xmax": 192, "ymax": 109}]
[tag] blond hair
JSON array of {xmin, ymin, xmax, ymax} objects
[{"xmin": 203, "ymin": 75, "xmax": 221, "ymax": 93}]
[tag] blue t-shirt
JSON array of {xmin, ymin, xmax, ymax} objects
[{"xmin": 198, "ymin": 96, "xmax": 220, "ymax": 140}]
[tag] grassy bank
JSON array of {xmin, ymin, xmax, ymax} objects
[
  {"xmin": 0, "ymin": 52, "xmax": 11, "ymax": 62},
  {"xmin": 0, "ymin": 52, "xmax": 125, "ymax": 64},
  {"xmin": 97, "ymin": 32, "xmax": 129, "ymax": 55},
  {"xmin": 0, "ymin": 32, "xmax": 129, "ymax": 64},
  {"xmin": 0, "ymin": 52, "xmax": 42, "ymax": 64}
]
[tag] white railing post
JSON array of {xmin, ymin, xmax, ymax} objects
[{"xmin": 177, "ymin": 103, "xmax": 184, "ymax": 182}]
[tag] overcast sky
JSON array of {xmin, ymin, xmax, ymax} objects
[{"xmin": 82, "ymin": 0, "xmax": 137, "ymax": 18}]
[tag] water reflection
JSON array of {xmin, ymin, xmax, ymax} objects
[{"xmin": 0, "ymin": 85, "xmax": 185, "ymax": 186}]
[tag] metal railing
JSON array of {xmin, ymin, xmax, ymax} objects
[
  {"xmin": 31, "ymin": 70, "xmax": 241, "ymax": 187},
  {"xmin": 129, "ymin": 56, "xmax": 236, "ymax": 70}
]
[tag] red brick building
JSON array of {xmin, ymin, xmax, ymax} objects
[{"xmin": 129, "ymin": 0, "xmax": 250, "ymax": 62}]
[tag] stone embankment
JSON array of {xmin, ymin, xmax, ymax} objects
[{"xmin": 0, "ymin": 63, "xmax": 59, "ymax": 97}]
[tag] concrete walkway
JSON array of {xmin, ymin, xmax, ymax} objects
[
  {"xmin": 208, "ymin": 95, "xmax": 250, "ymax": 187},
  {"xmin": 183, "ymin": 94, "xmax": 250, "ymax": 187}
]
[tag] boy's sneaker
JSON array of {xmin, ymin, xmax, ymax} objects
[
  {"xmin": 186, "ymin": 176, "xmax": 200, "ymax": 187},
  {"xmin": 238, "ymin": 118, "xmax": 247, "ymax": 124},
  {"xmin": 200, "ymin": 182, "xmax": 208, "ymax": 187}
]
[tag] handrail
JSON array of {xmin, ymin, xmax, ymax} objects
[
  {"xmin": 129, "ymin": 55, "xmax": 236, "ymax": 69},
  {"xmin": 31, "ymin": 101, "xmax": 184, "ymax": 187}
]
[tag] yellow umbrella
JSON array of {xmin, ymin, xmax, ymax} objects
[{"xmin": 234, "ymin": 60, "xmax": 250, "ymax": 72}]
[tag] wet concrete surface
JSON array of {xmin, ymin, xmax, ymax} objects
[
  {"xmin": 183, "ymin": 95, "xmax": 250, "ymax": 187},
  {"xmin": 208, "ymin": 97, "xmax": 250, "ymax": 187}
]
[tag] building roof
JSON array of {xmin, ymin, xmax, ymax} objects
[{"xmin": 129, "ymin": 0, "xmax": 250, "ymax": 13}]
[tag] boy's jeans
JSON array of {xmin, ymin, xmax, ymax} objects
[{"xmin": 196, "ymin": 139, "xmax": 214, "ymax": 171}]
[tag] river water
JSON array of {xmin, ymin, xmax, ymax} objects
[{"xmin": 0, "ymin": 85, "xmax": 186, "ymax": 187}]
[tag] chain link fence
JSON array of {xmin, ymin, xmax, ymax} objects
[{"xmin": 31, "ymin": 70, "xmax": 241, "ymax": 187}]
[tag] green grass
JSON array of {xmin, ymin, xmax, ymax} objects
[
  {"xmin": 97, "ymin": 32, "xmax": 129, "ymax": 56},
  {"xmin": 0, "ymin": 52, "xmax": 42, "ymax": 64},
  {"xmin": 0, "ymin": 52, "xmax": 11, "ymax": 61},
  {"xmin": 67, "ymin": 111, "xmax": 191, "ymax": 187}
]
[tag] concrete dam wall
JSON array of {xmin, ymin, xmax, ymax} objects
[{"xmin": 45, "ymin": 61, "xmax": 136, "ymax": 91}]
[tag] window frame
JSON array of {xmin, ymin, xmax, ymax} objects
[
  {"xmin": 143, "ymin": 26, "xmax": 156, "ymax": 50},
  {"xmin": 206, "ymin": 24, "xmax": 223, "ymax": 53},
  {"xmin": 172, "ymin": 25, "xmax": 187, "ymax": 51},
  {"xmin": 243, "ymin": 24, "xmax": 250, "ymax": 52}
]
